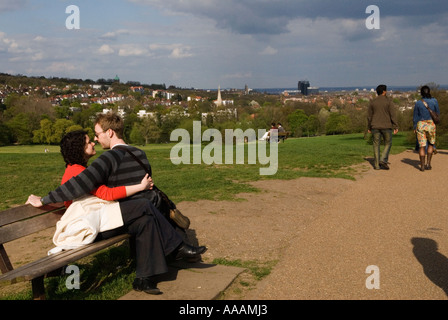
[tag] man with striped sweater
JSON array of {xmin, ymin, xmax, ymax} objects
[{"xmin": 27, "ymin": 112, "xmax": 206, "ymax": 295}]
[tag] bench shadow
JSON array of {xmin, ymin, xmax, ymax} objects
[
  {"xmin": 156, "ymin": 260, "xmax": 217, "ymax": 283},
  {"xmin": 411, "ymin": 237, "xmax": 448, "ymax": 297},
  {"xmin": 153, "ymin": 228, "xmax": 216, "ymax": 284}
]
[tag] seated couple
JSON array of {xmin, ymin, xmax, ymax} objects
[{"xmin": 26, "ymin": 112, "xmax": 206, "ymax": 295}]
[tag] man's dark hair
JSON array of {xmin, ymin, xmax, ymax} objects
[
  {"xmin": 60, "ymin": 130, "xmax": 89, "ymax": 167},
  {"xmin": 376, "ymin": 84, "xmax": 387, "ymax": 95}
]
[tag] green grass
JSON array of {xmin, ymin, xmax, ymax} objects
[
  {"xmin": 1, "ymin": 243, "xmax": 135, "ymax": 300},
  {"xmin": 0, "ymin": 133, "xmax": 414, "ymax": 299},
  {"xmin": 212, "ymin": 258, "xmax": 277, "ymax": 281},
  {"xmin": 0, "ymin": 133, "xmax": 412, "ymax": 210}
]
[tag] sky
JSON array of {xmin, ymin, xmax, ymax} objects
[{"xmin": 0, "ymin": 0, "xmax": 447, "ymax": 89}]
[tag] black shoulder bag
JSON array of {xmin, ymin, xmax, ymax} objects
[{"xmin": 114, "ymin": 145, "xmax": 190, "ymax": 229}]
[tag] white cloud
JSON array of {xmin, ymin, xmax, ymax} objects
[
  {"xmin": 0, "ymin": 32, "xmax": 19, "ymax": 53},
  {"xmin": 31, "ymin": 52, "xmax": 44, "ymax": 61},
  {"xmin": 129, "ymin": 0, "xmax": 448, "ymax": 35},
  {"xmin": 0, "ymin": 0, "xmax": 26, "ymax": 13},
  {"xmin": 260, "ymin": 46, "xmax": 278, "ymax": 55},
  {"xmin": 47, "ymin": 62, "xmax": 76, "ymax": 73},
  {"xmin": 222, "ymin": 72, "xmax": 252, "ymax": 79},
  {"xmin": 118, "ymin": 44, "xmax": 149, "ymax": 56},
  {"xmin": 149, "ymin": 43, "xmax": 193, "ymax": 59},
  {"xmin": 169, "ymin": 46, "xmax": 193, "ymax": 59},
  {"xmin": 99, "ymin": 30, "xmax": 130, "ymax": 41},
  {"xmin": 97, "ymin": 44, "xmax": 114, "ymax": 55},
  {"xmin": 33, "ymin": 36, "xmax": 46, "ymax": 42},
  {"xmin": 2, "ymin": 1, "xmax": 448, "ymax": 88},
  {"xmin": 149, "ymin": 43, "xmax": 177, "ymax": 51}
]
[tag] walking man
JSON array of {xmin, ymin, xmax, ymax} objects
[{"xmin": 367, "ymin": 84, "xmax": 399, "ymax": 170}]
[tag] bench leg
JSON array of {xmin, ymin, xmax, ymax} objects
[
  {"xmin": 32, "ymin": 276, "xmax": 46, "ymax": 300},
  {"xmin": 0, "ymin": 244, "xmax": 14, "ymax": 273}
]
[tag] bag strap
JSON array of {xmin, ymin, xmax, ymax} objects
[
  {"xmin": 114, "ymin": 145, "xmax": 176, "ymax": 210},
  {"xmin": 422, "ymin": 100, "xmax": 429, "ymax": 109},
  {"xmin": 113, "ymin": 145, "xmax": 151, "ymax": 175}
]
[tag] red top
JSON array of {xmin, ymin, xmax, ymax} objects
[{"xmin": 61, "ymin": 164, "xmax": 127, "ymax": 208}]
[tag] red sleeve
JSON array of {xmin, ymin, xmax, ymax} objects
[
  {"xmin": 61, "ymin": 164, "xmax": 127, "ymax": 207},
  {"xmin": 92, "ymin": 185, "xmax": 127, "ymax": 201}
]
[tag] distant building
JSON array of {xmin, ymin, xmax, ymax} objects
[
  {"xmin": 298, "ymin": 80, "xmax": 319, "ymax": 95},
  {"xmin": 137, "ymin": 110, "xmax": 155, "ymax": 119},
  {"xmin": 308, "ymin": 87, "xmax": 320, "ymax": 95},
  {"xmin": 298, "ymin": 81, "xmax": 310, "ymax": 95},
  {"xmin": 130, "ymin": 86, "xmax": 144, "ymax": 93}
]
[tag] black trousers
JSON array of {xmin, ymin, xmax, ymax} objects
[{"xmin": 98, "ymin": 198, "xmax": 183, "ymax": 278}]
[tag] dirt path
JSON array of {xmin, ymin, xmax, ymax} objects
[
  {"xmin": 180, "ymin": 149, "xmax": 448, "ymax": 300},
  {"xmin": 3, "ymin": 149, "xmax": 448, "ymax": 300}
]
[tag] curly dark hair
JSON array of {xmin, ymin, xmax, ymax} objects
[{"xmin": 60, "ymin": 130, "xmax": 88, "ymax": 167}]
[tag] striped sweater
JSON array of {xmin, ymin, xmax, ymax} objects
[{"xmin": 42, "ymin": 145, "xmax": 152, "ymax": 205}]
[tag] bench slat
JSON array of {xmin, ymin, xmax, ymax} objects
[
  {"xmin": 0, "ymin": 203, "xmax": 65, "ymax": 227},
  {"xmin": 0, "ymin": 234, "xmax": 130, "ymax": 286},
  {"xmin": 0, "ymin": 211, "xmax": 64, "ymax": 245}
]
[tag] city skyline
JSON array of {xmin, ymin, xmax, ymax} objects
[{"xmin": 1, "ymin": 1, "xmax": 447, "ymax": 89}]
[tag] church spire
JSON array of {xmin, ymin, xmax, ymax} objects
[{"xmin": 216, "ymin": 85, "xmax": 222, "ymax": 106}]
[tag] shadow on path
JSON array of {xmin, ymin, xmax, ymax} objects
[
  {"xmin": 411, "ymin": 237, "xmax": 448, "ymax": 297},
  {"xmin": 402, "ymin": 158, "xmax": 420, "ymax": 170}
]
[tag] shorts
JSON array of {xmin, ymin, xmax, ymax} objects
[{"xmin": 416, "ymin": 120, "xmax": 436, "ymax": 148}]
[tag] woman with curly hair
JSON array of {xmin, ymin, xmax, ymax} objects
[
  {"xmin": 48, "ymin": 130, "xmax": 153, "ymax": 254},
  {"xmin": 59, "ymin": 130, "xmax": 152, "ymax": 208}
]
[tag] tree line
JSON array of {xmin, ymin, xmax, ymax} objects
[{"xmin": 1, "ymin": 78, "xmax": 447, "ymax": 148}]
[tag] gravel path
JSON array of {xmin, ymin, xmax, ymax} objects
[
  {"xmin": 3, "ymin": 149, "xmax": 447, "ymax": 300},
  {"xmin": 181, "ymin": 149, "xmax": 448, "ymax": 300}
]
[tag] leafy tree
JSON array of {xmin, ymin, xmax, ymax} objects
[
  {"xmin": 0, "ymin": 123, "xmax": 12, "ymax": 146},
  {"xmin": 123, "ymin": 112, "xmax": 139, "ymax": 141},
  {"xmin": 318, "ymin": 108, "xmax": 330, "ymax": 134},
  {"xmin": 129, "ymin": 125, "xmax": 145, "ymax": 145},
  {"xmin": 325, "ymin": 113, "xmax": 352, "ymax": 135},
  {"xmin": 7, "ymin": 113, "xmax": 33, "ymax": 144},
  {"xmin": 51, "ymin": 119, "xmax": 75, "ymax": 144},
  {"xmin": 287, "ymin": 109, "xmax": 308, "ymax": 137},
  {"xmin": 130, "ymin": 117, "xmax": 161, "ymax": 144},
  {"xmin": 33, "ymin": 118, "xmax": 53, "ymax": 144},
  {"xmin": 54, "ymin": 105, "xmax": 71, "ymax": 119},
  {"xmin": 159, "ymin": 114, "xmax": 182, "ymax": 142},
  {"xmin": 304, "ymin": 114, "xmax": 320, "ymax": 137},
  {"xmin": 66, "ymin": 124, "xmax": 84, "ymax": 133}
]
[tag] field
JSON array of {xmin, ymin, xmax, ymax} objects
[
  {"xmin": 0, "ymin": 133, "xmax": 414, "ymax": 299},
  {"xmin": 0, "ymin": 133, "xmax": 412, "ymax": 211}
]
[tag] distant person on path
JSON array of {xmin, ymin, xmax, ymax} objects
[
  {"xmin": 413, "ymin": 85, "xmax": 440, "ymax": 171},
  {"xmin": 367, "ymin": 84, "xmax": 399, "ymax": 170}
]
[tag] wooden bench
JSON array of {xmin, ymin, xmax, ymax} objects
[
  {"xmin": 267, "ymin": 131, "xmax": 289, "ymax": 142},
  {"xmin": 277, "ymin": 131, "xmax": 289, "ymax": 141},
  {"xmin": 0, "ymin": 203, "xmax": 130, "ymax": 300}
]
